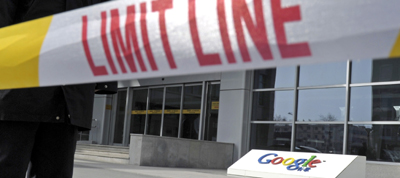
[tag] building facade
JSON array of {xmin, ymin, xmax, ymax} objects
[{"xmin": 81, "ymin": 57, "xmax": 400, "ymax": 166}]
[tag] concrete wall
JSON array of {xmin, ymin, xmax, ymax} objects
[
  {"xmin": 129, "ymin": 134, "xmax": 234, "ymax": 169},
  {"xmin": 217, "ymin": 71, "xmax": 252, "ymax": 161},
  {"xmin": 366, "ymin": 163, "xmax": 400, "ymax": 178}
]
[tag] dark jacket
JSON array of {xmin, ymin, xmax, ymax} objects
[{"xmin": 0, "ymin": 0, "xmax": 116, "ymax": 130}]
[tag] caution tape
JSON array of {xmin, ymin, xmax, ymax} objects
[
  {"xmin": 132, "ymin": 109, "xmax": 201, "ymax": 115},
  {"xmin": 1, "ymin": 0, "xmax": 400, "ymax": 90}
]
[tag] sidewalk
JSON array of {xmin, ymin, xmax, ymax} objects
[
  {"xmin": 74, "ymin": 159, "xmax": 400, "ymax": 178},
  {"xmin": 73, "ymin": 159, "xmax": 241, "ymax": 178}
]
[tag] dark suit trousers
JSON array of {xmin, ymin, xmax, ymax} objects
[{"xmin": 0, "ymin": 121, "xmax": 78, "ymax": 178}]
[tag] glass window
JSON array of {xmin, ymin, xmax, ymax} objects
[
  {"xmin": 350, "ymin": 85, "xmax": 400, "ymax": 122},
  {"xmin": 147, "ymin": 88, "xmax": 164, "ymax": 136},
  {"xmin": 253, "ymin": 67, "xmax": 296, "ymax": 89},
  {"xmin": 162, "ymin": 87, "xmax": 182, "ymax": 137},
  {"xmin": 204, "ymin": 84, "xmax": 220, "ymax": 141},
  {"xmin": 252, "ymin": 91, "xmax": 294, "ymax": 121},
  {"xmin": 113, "ymin": 90, "xmax": 127, "ymax": 144},
  {"xmin": 78, "ymin": 131, "xmax": 90, "ymax": 141},
  {"xmin": 297, "ymin": 88, "xmax": 346, "ymax": 122},
  {"xmin": 181, "ymin": 85, "xmax": 202, "ymax": 139},
  {"xmin": 295, "ymin": 124, "xmax": 344, "ymax": 154},
  {"xmin": 299, "ymin": 61, "xmax": 347, "ymax": 87},
  {"xmin": 352, "ymin": 58, "xmax": 400, "ymax": 83},
  {"xmin": 250, "ymin": 123, "xmax": 292, "ymax": 151},
  {"xmin": 348, "ymin": 125, "xmax": 400, "ymax": 162},
  {"xmin": 351, "ymin": 59, "xmax": 372, "ymax": 83},
  {"xmin": 250, "ymin": 58, "xmax": 400, "ymax": 163},
  {"xmin": 130, "ymin": 89, "xmax": 148, "ymax": 134}
]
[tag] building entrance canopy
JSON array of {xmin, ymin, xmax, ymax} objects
[{"xmin": 1, "ymin": 0, "xmax": 400, "ymax": 89}]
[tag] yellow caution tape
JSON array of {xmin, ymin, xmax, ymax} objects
[
  {"xmin": 132, "ymin": 109, "xmax": 201, "ymax": 115},
  {"xmin": 0, "ymin": 16, "xmax": 52, "ymax": 89},
  {"xmin": 132, "ymin": 110, "xmax": 147, "ymax": 115},
  {"xmin": 164, "ymin": 109, "xmax": 181, "ymax": 114},
  {"xmin": 182, "ymin": 109, "xmax": 201, "ymax": 114},
  {"xmin": 390, "ymin": 30, "xmax": 400, "ymax": 58}
]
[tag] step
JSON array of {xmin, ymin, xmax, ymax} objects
[
  {"xmin": 75, "ymin": 144, "xmax": 130, "ymax": 164},
  {"xmin": 77, "ymin": 144, "xmax": 129, "ymax": 150},
  {"xmin": 75, "ymin": 154, "xmax": 129, "ymax": 164},
  {"xmin": 76, "ymin": 147, "xmax": 129, "ymax": 154},
  {"xmin": 75, "ymin": 150, "xmax": 129, "ymax": 158}
]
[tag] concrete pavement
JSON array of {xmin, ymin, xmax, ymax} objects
[
  {"xmin": 74, "ymin": 159, "xmax": 400, "ymax": 178},
  {"xmin": 73, "ymin": 159, "xmax": 240, "ymax": 178}
]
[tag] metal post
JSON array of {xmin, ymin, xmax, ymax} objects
[
  {"xmin": 246, "ymin": 71, "xmax": 255, "ymax": 152},
  {"xmin": 108, "ymin": 91, "xmax": 119, "ymax": 144},
  {"xmin": 198, "ymin": 81, "xmax": 206, "ymax": 140},
  {"xmin": 291, "ymin": 66, "xmax": 300, "ymax": 152},
  {"xmin": 144, "ymin": 88, "xmax": 150, "ymax": 135},
  {"xmin": 343, "ymin": 60, "xmax": 351, "ymax": 154},
  {"xmin": 178, "ymin": 85, "xmax": 184, "ymax": 138},
  {"xmin": 160, "ymin": 87, "xmax": 166, "ymax": 136},
  {"xmin": 122, "ymin": 87, "xmax": 132, "ymax": 146}
]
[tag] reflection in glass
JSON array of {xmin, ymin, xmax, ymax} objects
[
  {"xmin": 351, "ymin": 59, "xmax": 372, "ymax": 83},
  {"xmin": 78, "ymin": 131, "xmax": 90, "ymax": 141},
  {"xmin": 113, "ymin": 90, "xmax": 127, "ymax": 144},
  {"xmin": 250, "ymin": 124, "xmax": 292, "ymax": 151},
  {"xmin": 350, "ymin": 85, "xmax": 400, "ymax": 121},
  {"xmin": 299, "ymin": 61, "xmax": 347, "ymax": 87},
  {"xmin": 295, "ymin": 124, "xmax": 343, "ymax": 154},
  {"xmin": 352, "ymin": 58, "xmax": 400, "ymax": 83},
  {"xmin": 147, "ymin": 88, "xmax": 164, "ymax": 136},
  {"xmin": 130, "ymin": 89, "xmax": 147, "ymax": 134},
  {"xmin": 253, "ymin": 67, "xmax": 296, "ymax": 89},
  {"xmin": 252, "ymin": 91, "xmax": 294, "ymax": 121},
  {"xmin": 297, "ymin": 88, "xmax": 346, "ymax": 122},
  {"xmin": 204, "ymin": 84, "xmax": 220, "ymax": 141},
  {"xmin": 163, "ymin": 87, "xmax": 182, "ymax": 137},
  {"xmin": 181, "ymin": 85, "xmax": 202, "ymax": 139},
  {"xmin": 147, "ymin": 115, "xmax": 161, "ymax": 136},
  {"xmin": 348, "ymin": 125, "xmax": 400, "ymax": 162}
]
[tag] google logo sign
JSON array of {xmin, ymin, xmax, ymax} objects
[{"xmin": 258, "ymin": 153, "xmax": 322, "ymax": 171}]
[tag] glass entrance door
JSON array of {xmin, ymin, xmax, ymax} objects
[
  {"xmin": 119, "ymin": 82, "xmax": 220, "ymax": 145},
  {"xmin": 181, "ymin": 85, "xmax": 203, "ymax": 139},
  {"xmin": 162, "ymin": 86, "xmax": 182, "ymax": 137},
  {"xmin": 112, "ymin": 90, "xmax": 127, "ymax": 145},
  {"xmin": 203, "ymin": 83, "xmax": 220, "ymax": 141},
  {"xmin": 147, "ymin": 88, "xmax": 164, "ymax": 136},
  {"xmin": 130, "ymin": 89, "xmax": 148, "ymax": 134}
]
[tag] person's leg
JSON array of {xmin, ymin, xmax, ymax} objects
[
  {"xmin": 30, "ymin": 123, "xmax": 78, "ymax": 178},
  {"xmin": 0, "ymin": 121, "xmax": 39, "ymax": 178}
]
